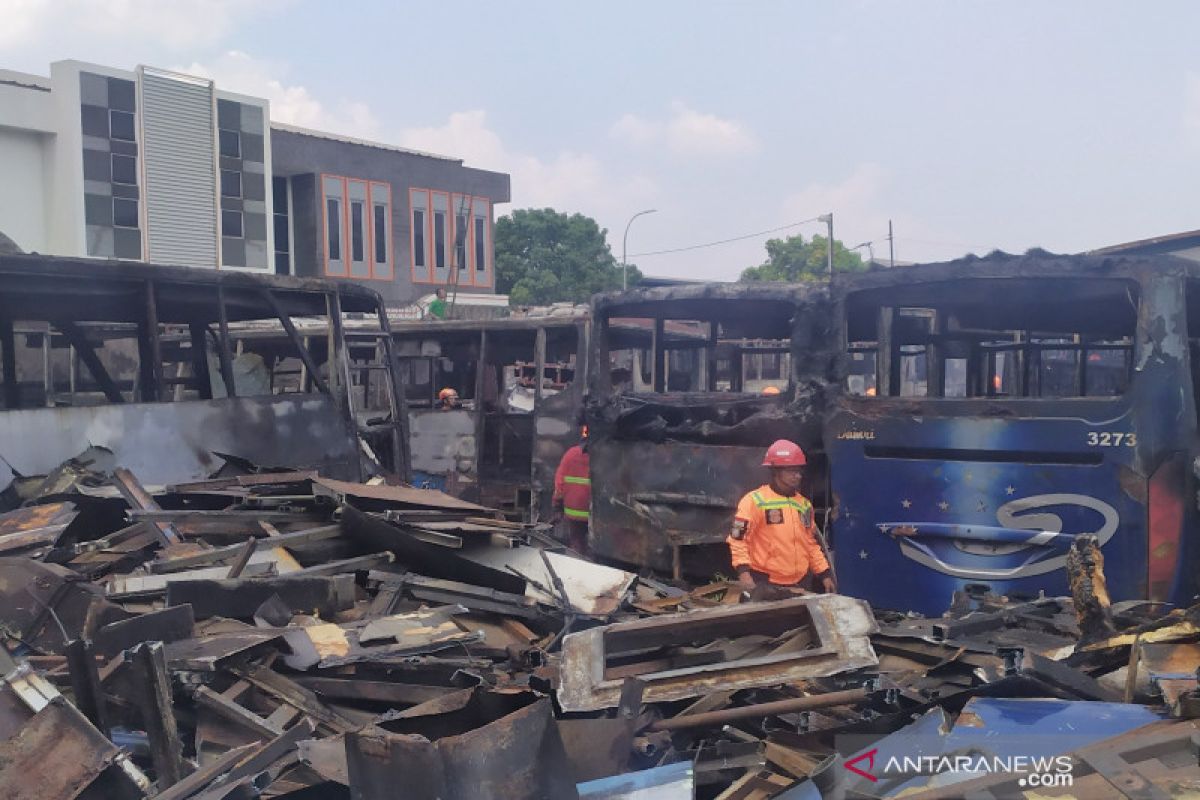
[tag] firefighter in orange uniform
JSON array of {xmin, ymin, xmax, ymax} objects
[
  {"xmin": 728, "ymin": 439, "xmax": 836, "ymax": 596},
  {"xmin": 552, "ymin": 426, "xmax": 591, "ymax": 555}
]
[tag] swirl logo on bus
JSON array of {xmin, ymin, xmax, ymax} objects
[{"xmin": 893, "ymin": 493, "xmax": 1120, "ymax": 580}]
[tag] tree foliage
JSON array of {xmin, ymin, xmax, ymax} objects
[
  {"xmin": 495, "ymin": 209, "xmax": 641, "ymax": 305},
  {"xmin": 739, "ymin": 233, "xmax": 867, "ymax": 282}
]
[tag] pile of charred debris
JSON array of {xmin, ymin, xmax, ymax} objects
[{"xmin": 0, "ymin": 461, "xmax": 1197, "ymax": 799}]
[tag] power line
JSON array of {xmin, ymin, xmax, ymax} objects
[{"xmin": 627, "ymin": 216, "xmax": 824, "ymax": 258}]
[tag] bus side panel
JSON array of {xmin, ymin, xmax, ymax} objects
[
  {"xmin": 828, "ymin": 411, "xmax": 1148, "ymax": 616},
  {"xmin": 589, "ymin": 440, "xmax": 769, "ymax": 575}
]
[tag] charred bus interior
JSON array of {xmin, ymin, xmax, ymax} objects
[
  {"xmin": 0, "ymin": 254, "xmax": 406, "ymax": 497},
  {"xmin": 844, "ymin": 275, "xmax": 1137, "ymax": 402},
  {"xmin": 392, "ymin": 315, "xmax": 588, "ymax": 519},
  {"xmin": 587, "ymin": 285, "xmax": 833, "ymax": 577}
]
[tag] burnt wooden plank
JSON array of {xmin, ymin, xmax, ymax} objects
[
  {"xmin": 94, "ymin": 604, "xmax": 195, "ymax": 658},
  {"xmin": 131, "ymin": 641, "xmax": 184, "ymax": 788}
]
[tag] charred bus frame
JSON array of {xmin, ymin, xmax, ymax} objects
[
  {"xmin": 0, "ymin": 254, "xmax": 408, "ymax": 487},
  {"xmin": 389, "ymin": 313, "xmax": 590, "ymax": 519},
  {"xmin": 827, "ymin": 252, "xmax": 1200, "ymax": 614},
  {"xmin": 586, "ymin": 283, "xmax": 833, "ymax": 577}
]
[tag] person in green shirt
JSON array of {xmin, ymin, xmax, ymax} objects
[{"xmin": 428, "ymin": 288, "xmax": 448, "ymax": 320}]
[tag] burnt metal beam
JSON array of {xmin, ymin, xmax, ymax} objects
[
  {"xmin": 215, "ymin": 283, "xmax": 237, "ymax": 398},
  {"xmin": 653, "ymin": 317, "xmax": 665, "ymax": 392},
  {"xmin": 193, "ymin": 685, "xmax": 282, "ymax": 740},
  {"xmin": 112, "ymin": 467, "xmax": 182, "ymax": 546},
  {"xmin": 139, "ymin": 280, "xmax": 163, "ymax": 402},
  {"xmin": 0, "ymin": 318, "xmax": 17, "ymax": 408},
  {"xmin": 57, "ymin": 321, "xmax": 124, "ymax": 403},
  {"xmin": 648, "ymin": 686, "xmax": 870, "ymax": 732},
  {"xmin": 375, "ymin": 300, "xmax": 411, "ymax": 480},
  {"xmin": 188, "ymin": 322, "xmax": 213, "ymax": 400},
  {"xmin": 131, "ymin": 641, "xmax": 184, "ymax": 788},
  {"xmin": 262, "ymin": 288, "xmax": 330, "ymax": 394},
  {"xmin": 225, "ymin": 536, "xmax": 257, "ymax": 578},
  {"xmin": 65, "ymin": 638, "xmax": 109, "ymax": 735},
  {"xmin": 877, "ymin": 305, "xmax": 896, "ymax": 396},
  {"xmin": 151, "ymin": 743, "xmax": 257, "ymax": 800},
  {"xmin": 149, "ymin": 524, "xmax": 341, "ymax": 573}
]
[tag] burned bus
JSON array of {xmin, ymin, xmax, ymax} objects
[
  {"xmin": 587, "ymin": 283, "xmax": 833, "ymax": 577},
  {"xmin": 827, "ymin": 252, "xmax": 1199, "ymax": 614},
  {"xmin": 389, "ymin": 312, "xmax": 589, "ymax": 519},
  {"xmin": 0, "ymin": 254, "xmax": 407, "ymax": 491}
]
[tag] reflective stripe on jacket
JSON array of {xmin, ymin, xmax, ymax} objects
[
  {"xmin": 727, "ymin": 484, "xmax": 828, "ymax": 585},
  {"xmin": 554, "ymin": 444, "xmax": 591, "ymax": 520}
]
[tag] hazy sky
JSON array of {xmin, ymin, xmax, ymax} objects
[{"xmin": 4, "ymin": 1, "xmax": 1199, "ymax": 280}]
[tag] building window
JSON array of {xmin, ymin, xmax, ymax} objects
[
  {"xmin": 326, "ymin": 197, "xmax": 341, "ymax": 261},
  {"xmin": 475, "ymin": 217, "xmax": 485, "ymax": 273},
  {"xmin": 220, "ymin": 169, "xmax": 241, "ymax": 198},
  {"xmin": 434, "ymin": 211, "xmax": 446, "ymax": 270},
  {"xmin": 455, "ymin": 211, "xmax": 467, "ymax": 270},
  {"xmin": 109, "ymin": 109, "xmax": 135, "ymax": 142},
  {"xmin": 471, "ymin": 197, "xmax": 491, "ymax": 286},
  {"xmin": 113, "ymin": 197, "xmax": 138, "ymax": 228},
  {"xmin": 374, "ymin": 203, "xmax": 388, "ymax": 262},
  {"xmin": 351, "ymin": 201, "xmax": 365, "ymax": 263},
  {"xmin": 273, "ymin": 176, "xmax": 290, "ymax": 276},
  {"xmin": 111, "ymin": 153, "xmax": 137, "ymax": 186},
  {"xmin": 222, "ymin": 209, "xmax": 243, "ymax": 238},
  {"xmin": 413, "ymin": 209, "xmax": 426, "ymax": 268},
  {"xmin": 219, "ymin": 129, "xmax": 240, "ymax": 158}
]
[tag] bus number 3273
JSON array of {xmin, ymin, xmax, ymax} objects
[{"xmin": 1086, "ymin": 432, "xmax": 1137, "ymax": 447}]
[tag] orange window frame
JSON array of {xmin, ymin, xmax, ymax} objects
[{"xmin": 323, "ymin": 173, "xmax": 393, "ymax": 282}]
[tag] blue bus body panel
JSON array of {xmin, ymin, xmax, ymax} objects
[{"xmin": 829, "ymin": 408, "xmax": 1155, "ymax": 615}]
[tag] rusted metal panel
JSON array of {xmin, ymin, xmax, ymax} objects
[
  {"xmin": 0, "ymin": 558, "xmax": 130, "ymax": 654},
  {"xmin": 313, "ymin": 475, "xmax": 487, "ymax": 512},
  {"xmin": 350, "ymin": 693, "xmax": 579, "ymax": 800},
  {"xmin": 557, "ymin": 595, "xmax": 878, "ymax": 712},
  {"xmin": 589, "ymin": 439, "xmax": 770, "ymax": 573},
  {"xmin": 0, "ymin": 696, "xmax": 128, "ymax": 800},
  {"xmin": 0, "ymin": 502, "xmax": 77, "ymax": 557}
]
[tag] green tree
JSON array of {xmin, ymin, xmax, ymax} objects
[
  {"xmin": 739, "ymin": 233, "xmax": 867, "ymax": 282},
  {"xmin": 495, "ymin": 209, "xmax": 641, "ymax": 305}
]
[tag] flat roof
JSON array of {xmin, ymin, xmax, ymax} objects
[{"xmin": 271, "ymin": 121, "xmax": 461, "ymax": 163}]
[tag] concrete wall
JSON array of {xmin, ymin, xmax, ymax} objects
[
  {"xmin": 271, "ymin": 127, "xmax": 510, "ymax": 306},
  {"xmin": 0, "ymin": 128, "xmax": 49, "ymax": 253}
]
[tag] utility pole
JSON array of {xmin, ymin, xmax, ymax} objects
[
  {"xmin": 818, "ymin": 213, "xmax": 834, "ymax": 277},
  {"xmin": 888, "ymin": 219, "xmax": 895, "ymax": 268}
]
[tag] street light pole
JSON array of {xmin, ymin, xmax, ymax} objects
[{"xmin": 622, "ymin": 209, "xmax": 657, "ymax": 291}]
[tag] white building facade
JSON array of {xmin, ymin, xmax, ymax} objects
[{"xmin": 1, "ymin": 61, "xmax": 273, "ymax": 269}]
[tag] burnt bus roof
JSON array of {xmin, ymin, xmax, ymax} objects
[
  {"xmin": 830, "ymin": 250, "xmax": 1197, "ymax": 296},
  {"xmin": 831, "ymin": 251, "xmax": 1200, "ymax": 342},
  {"xmin": 593, "ymin": 281, "xmax": 824, "ymax": 340},
  {"xmin": 0, "ymin": 253, "xmax": 385, "ymax": 324}
]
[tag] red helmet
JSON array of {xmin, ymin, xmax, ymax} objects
[{"xmin": 762, "ymin": 439, "xmax": 806, "ymax": 468}]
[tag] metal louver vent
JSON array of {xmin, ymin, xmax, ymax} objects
[{"xmin": 140, "ymin": 67, "xmax": 218, "ymax": 268}]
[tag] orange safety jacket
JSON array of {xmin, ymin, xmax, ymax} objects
[
  {"xmin": 553, "ymin": 444, "xmax": 591, "ymax": 521},
  {"xmin": 727, "ymin": 485, "xmax": 829, "ymax": 586}
]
